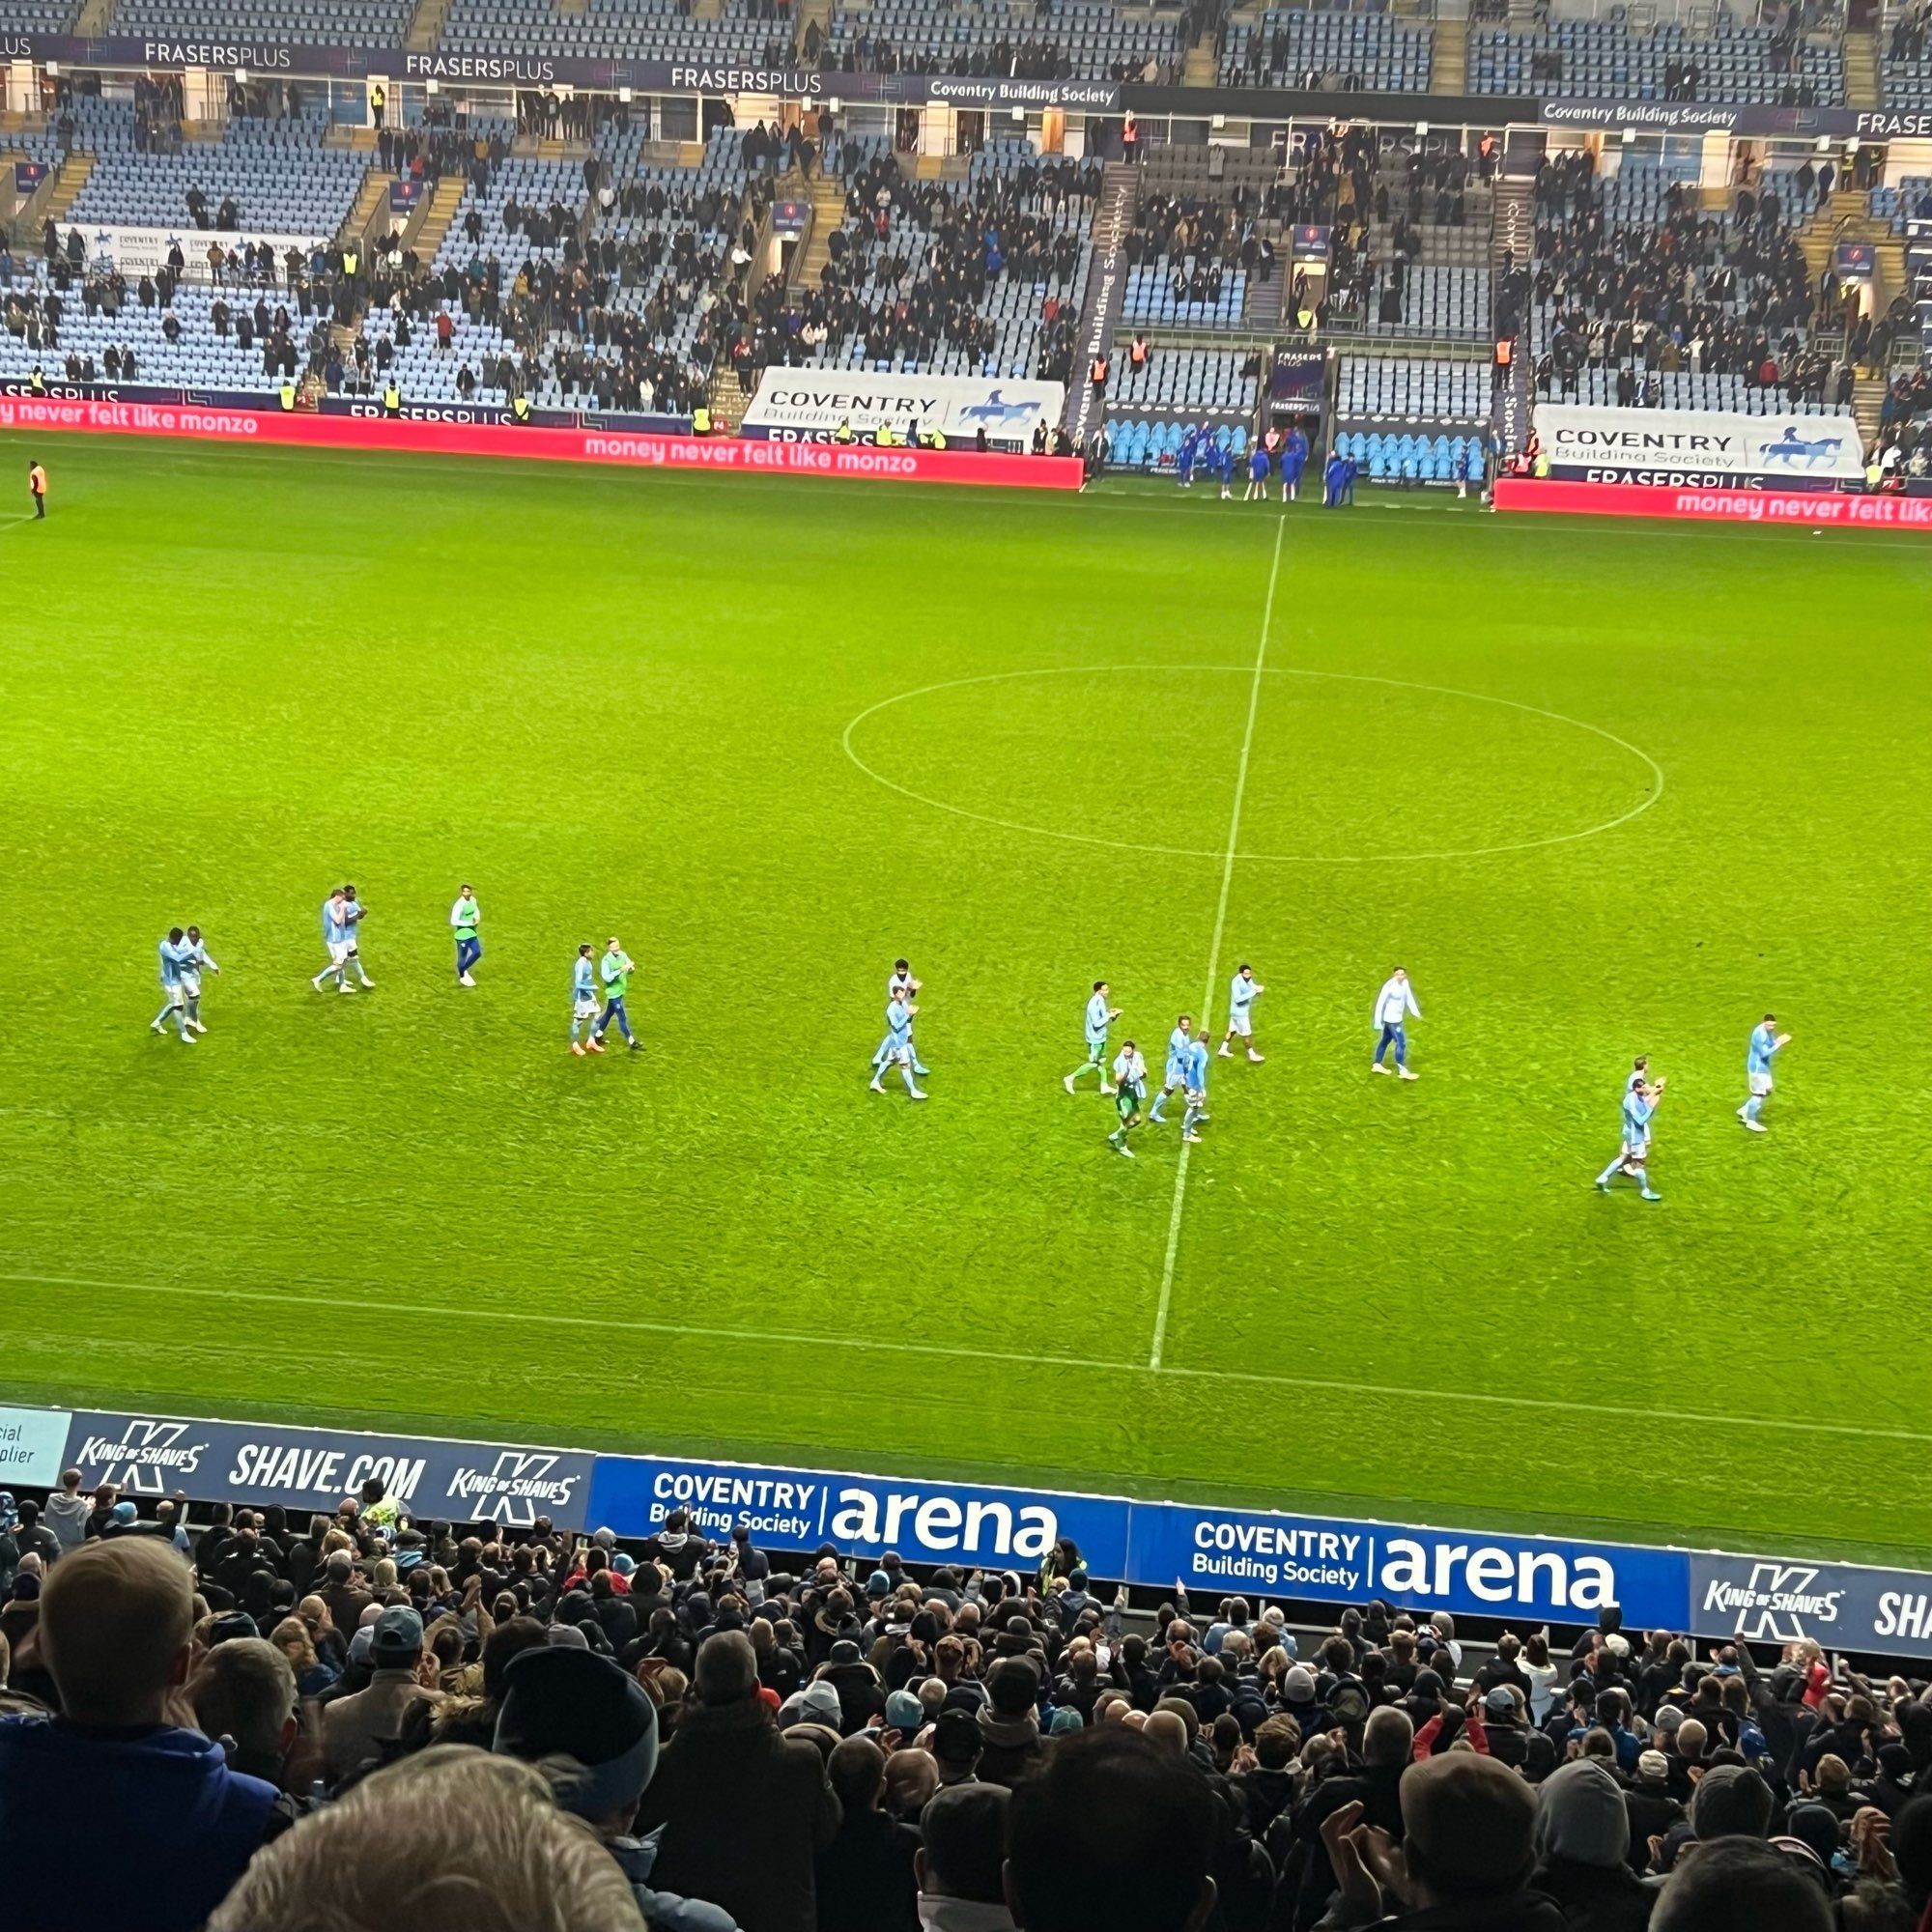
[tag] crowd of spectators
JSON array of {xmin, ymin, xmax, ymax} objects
[
  {"xmin": 7, "ymin": 1474, "xmax": 1932, "ymax": 1932},
  {"xmin": 1525, "ymin": 149, "xmax": 1820, "ymax": 394},
  {"xmin": 735, "ymin": 146, "xmax": 1098, "ymax": 385}
]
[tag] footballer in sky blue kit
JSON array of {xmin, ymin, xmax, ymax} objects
[
  {"xmin": 1148, "ymin": 1015, "xmax": 1194, "ymax": 1123},
  {"xmin": 871, "ymin": 959, "xmax": 929, "ymax": 1077},
  {"xmin": 340, "ymin": 885, "xmax": 373, "ymax": 987},
  {"xmin": 313, "ymin": 888, "xmax": 355, "ymax": 994},
  {"xmin": 570, "ymin": 944, "xmax": 605, "ymax": 1055},
  {"xmin": 1739, "ymin": 1014, "xmax": 1791, "ymax": 1132},
  {"xmin": 179, "ymin": 924, "xmax": 218, "ymax": 1036},
  {"xmin": 1181, "ymin": 1033, "xmax": 1210, "ymax": 1143},
  {"xmin": 870, "ymin": 991, "xmax": 927, "ymax": 1100},
  {"xmin": 1219, "ymin": 965, "xmax": 1264, "ymax": 1062},
  {"xmin": 1597, "ymin": 1057, "xmax": 1664, "ymax": 1200},
  {"xmin": 152, "ymin": 927, "xmax": 193, "ymax": 1041},
  {"xmin": 1065, "ymin": 980, "xmax": 1122, "ymax": 1094}
]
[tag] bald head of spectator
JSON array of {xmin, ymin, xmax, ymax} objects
[
  {"xmin": 1363, "ymin": 1706, "xmax": 1414, "ymax": 1767},
  {"xmin": 1143, "ymin": 1709, "xmax": 1190, "ymax": 1758},
  {"xmin": 1399, "ymin": 1752, "xmax": 1539, "ymax": 1906},
  {"xmin": 42, "ymin": 1536, "xmax": 194, "ymax": 1726},
  {"xmin": 1007, "ymin": 1728, "xmax": 1217, "ymax": 1932}
]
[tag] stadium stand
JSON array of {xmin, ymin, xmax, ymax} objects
[
  {"xmin": 1469, "ymin": 12, "xmax": 1845, "ymax": 104},
  {"xmin": 734, "ymin": 137, "xmax": 1095, "ymax": 385},
  {"xmin": 4, "ymin": 1484, "xmax": 1932, "ymax": 1932},
  {"xmin": 1524, "ymin": 146, "xmax": 1839, "ymax": 411},
  {"xmin": 1219, "ymin": 6, "xmax": 1434, "ymax": 92},
  {"xmin": 1104, "ymin": 343, "xmax": 1261, "ymax": 470},
  {"xmin": 1338, "ymin": 353, "xmax": 1489, "ymax": 419},
  {"xmin": 819, "ymin": 0, "xmax": 1184, "ymax": 78},
  {"xmin": 440, "ymin": 0, "xmax": 794, "ymax": 69},
  {"xmin": 106, "ymin": 0, "xmax": 416, "ymax": 45},
  {"xmin": 1332, "ymin": 425, "xmax": 1485, "ymax": 483},
  {"xmin": 1884, "ymin": 2, "xmax": 1932, "ymax": 108}
]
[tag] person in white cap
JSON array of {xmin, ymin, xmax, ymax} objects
[{"xmin": 1372, "ymin": 968, "xmax": 1421, "ymax": 1080}]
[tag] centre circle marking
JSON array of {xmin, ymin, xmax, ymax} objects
[{"xmin": 840, "ymin": 664, "xmax": 1664, "ymax": 864}]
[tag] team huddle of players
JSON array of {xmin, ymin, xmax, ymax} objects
[
  {"xmin": 1178, "ymin": 423, "xmax": 1309, "ymax": 501},
  {"xmin": 153, "ymin": 910, "xmax": 1793, "ymax": 1186}
]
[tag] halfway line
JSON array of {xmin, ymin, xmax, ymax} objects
[{"xmin": 1149, "ymin": 515, "xmax": 1286, "ymax": 1371}]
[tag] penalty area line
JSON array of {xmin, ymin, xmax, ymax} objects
[
  {"xmin": 1149, "ymin": 514, "xmax": 1285, "ymax": 1373},
  {"xmin": 5, "ymin": 1266, "xmax": 1931, "ymax": 1446}
]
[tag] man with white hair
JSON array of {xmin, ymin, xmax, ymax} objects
[{"xmin": 1372, "ymin": 968, "xmax": 1421, "ymax": 1079}]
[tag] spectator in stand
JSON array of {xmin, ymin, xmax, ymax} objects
[
  {"xmin": 0, "ymin": 1537, "xmax": 282, "ymax": 1932},
  {"xmin": 1531, "ymin": 1759, "xmax": 1656, "ymax": 1932},
  {"xmin": 1649, "ymin": 1836, "xmax": 1833, "ymax": 1932},
  {"xmin": 208, "ymin": 1746, "xmax": 647, "ymax": 1931},
  {"xmin": 42, "ymin": 1468, "xmax": 90, "ymax": 1557},
  {"xmin": 322, "ymin": 1603, "xmax": 439, "ymax": 1783},
  {"xmin": 636, "ymin": 1627, "xmax": 840, "ymax": 1932},
  {"xmin": 1007, "ymin": 1728, "xmax": 1217, "ymax": 1932},
  {"xmin": 815, "ymin": 1733, "xmax": 920, "ymax": 1932},
  {"xmin": 918, "ymin": 1783, "xmax": 1015, "ymax": 1932}
]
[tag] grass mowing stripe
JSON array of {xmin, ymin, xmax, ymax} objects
[
  {"xmin": 1150, "ymin": 516, "xmax": 1285, "ymax": 1372},
  {"xmin": 9, "ymin": 1266, "xmax": 1932, "ymax": 1449}
]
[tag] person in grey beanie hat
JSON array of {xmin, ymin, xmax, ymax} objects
[{"xmin": 1531, "ymin": 1759, "xmax": 1654, "ymax": 1932}]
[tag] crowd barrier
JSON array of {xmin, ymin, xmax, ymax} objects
[
  {"xmin": 6, "ymin": 1402, "xmax": 1932, "ymax": 1659},
  {"xmin": 0, "ymin": 396, "xmax": 1086, "ymax": 491},
  {"xmin": 1492, "ymin": 477, "xmax": 1932, "ymax": 529}
]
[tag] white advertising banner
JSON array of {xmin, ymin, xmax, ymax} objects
[
  {"xmin": 741, "ymin": 369, "xmax": 1066, "ymax": 445},
  {"xmin": 1535, "ymin": 404, "xmax": 1864, "ymax": 486},
  {"xmin": 90, "ymin": 225, "xmax": 327, "ymax": 284}
]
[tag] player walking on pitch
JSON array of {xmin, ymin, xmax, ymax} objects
[
  {"xmin": 1219, "ymin": 965, "xmax": 1264, "ymax": 1062},
  {"xmin": 1739, "ymin": 1014, "xmax": 1791, "ymax": 1132},
  {"xmin": 871, "ymin": 959, "xmax": 929, "ymax": 1077},
  {"xmin": 1597, "ymin": 1058, "xmax": 1664, "ymax": 1200},
  {"xmin": 340, "ymin": 885, "xmax": 373, "ymax": 988},
  {"xmin": 570, "ymin": 944, "xmax": 605, "ymax": 1055},
  {"xmin": 869, "ymin": 986, "xmax": 927, "ymax": 1100},
  {"xmin": 1371, "ymin": 968, "xmax": 1421, "ymax": 1079},
  {"xmin": 1106, "ymin": 1040, "xmax": 1150, "ymax": 1156},
  {"xmin": 152, "ymin": 927, "xmax": 193, "ymax": 1041},
  {"xmin": 594, "ymin": 936, "xmax": 642, "ymax": 1050},
  {"xmin": 313, "ymin": 888, "xmax": 355, "ymax": 994},
  {"xmin": 450, "ymin": 886, "xmax": 482, "ymax": 985},
  {"xmin": 179, "ymin": 924, "xmax": 218, "ymax": 1035},
  {"xmin": 1180, "ymin": 1029, "xmax": 1210, "ymax": 1143},
  {"xmin": 1065, "ymin": 981, "xmax": 1123, "ymax": 1094},
  {"xmin": 1148, "ymin": 1015, "xmax": 1193, "ymax": 1123}
]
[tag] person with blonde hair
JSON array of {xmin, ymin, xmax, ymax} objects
[
  {"xmin": 0, "ymin": 1537, "xmax": 281, "ymax": 1932},
  {"xmin": 208, "ymin": 1745, "xmax": 647, "ymax": 1932}
]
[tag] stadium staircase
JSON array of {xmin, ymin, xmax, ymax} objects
[
  {"xmin": 1432, "ymin": 14, "xmax": 1467, "ymax": 94},
  {"xmin": 73, "ymin": 0, "xmax": 114, "ymax": 31},
  {"xmin": 1243, "ymin": 256, "xmax": 1285, "ymax": 328},
  {"xmin": 1845, "ymin": 29, "xmax": 1880, "ymax": 110},
  {"xmin": 334, "ymin": 166, "xmax": 393, "ymax": 256},
  {"xmin": 794, "ymin": 0, "xmax": 830, "ymax": 56},
  {"xmin": 42, "ymin": 151, "xmax": 97, "ymax": 227},
  {"xmin": 789, "ymin": 172, "xmax": 850, "ymax": 289},
  {"xmin": 1182, "ymin": 39, "xmax": 1218, "ymax": 85},
  {"xmin": 408, "ymin": 177, "xmax": 469, "ymax": 259},
  {"xmin": 1799, "ymin": 186, "xmax": 1905, "ymax": 359},
  {"xmin": 1852, "ymin": 371, "xmax": 1888, "ymax": 449},
  {"xmin": 407, "ymin": 0, "xmax": 457, "ymax": 47}
]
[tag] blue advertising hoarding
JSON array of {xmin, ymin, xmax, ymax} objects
[{"xmin": 0, "ymin": 1401, "xmax": 1925, "ymax": 1655}]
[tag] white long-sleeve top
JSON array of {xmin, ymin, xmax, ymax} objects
[{"xmin": 1373, "ymin": 976, "xmax": 1420, "ymax": 1027}]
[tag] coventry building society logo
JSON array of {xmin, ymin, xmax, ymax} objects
[
  {"xmin": 445, "ymin": 1451, "xmax": 582, "ymax": 1525},
  {"xmin": 1703, "ymin": 1562, "xmax": 1845, "ymax": 1641},
  {"xmin": 75, "ymin": 1418, "xmax": 207, "ymax": 1492}
]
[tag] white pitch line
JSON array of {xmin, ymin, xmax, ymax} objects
[
  {"xmin": 8, "ymin": 1265, "xmax": 1932, "ymax": 1447},
  {"xmin": 1148, "ymin": 515, "xmax": 1287, "ymax": 1372}
]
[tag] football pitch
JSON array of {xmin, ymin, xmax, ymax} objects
[{"xmin": 2, "ymin": 431, "xmax": 1928, "ymax": 1568}]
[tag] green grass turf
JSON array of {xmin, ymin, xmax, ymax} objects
[{"xmin": 3, "ymin": 430, "xmax": 1929, "ymax": 1567}]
